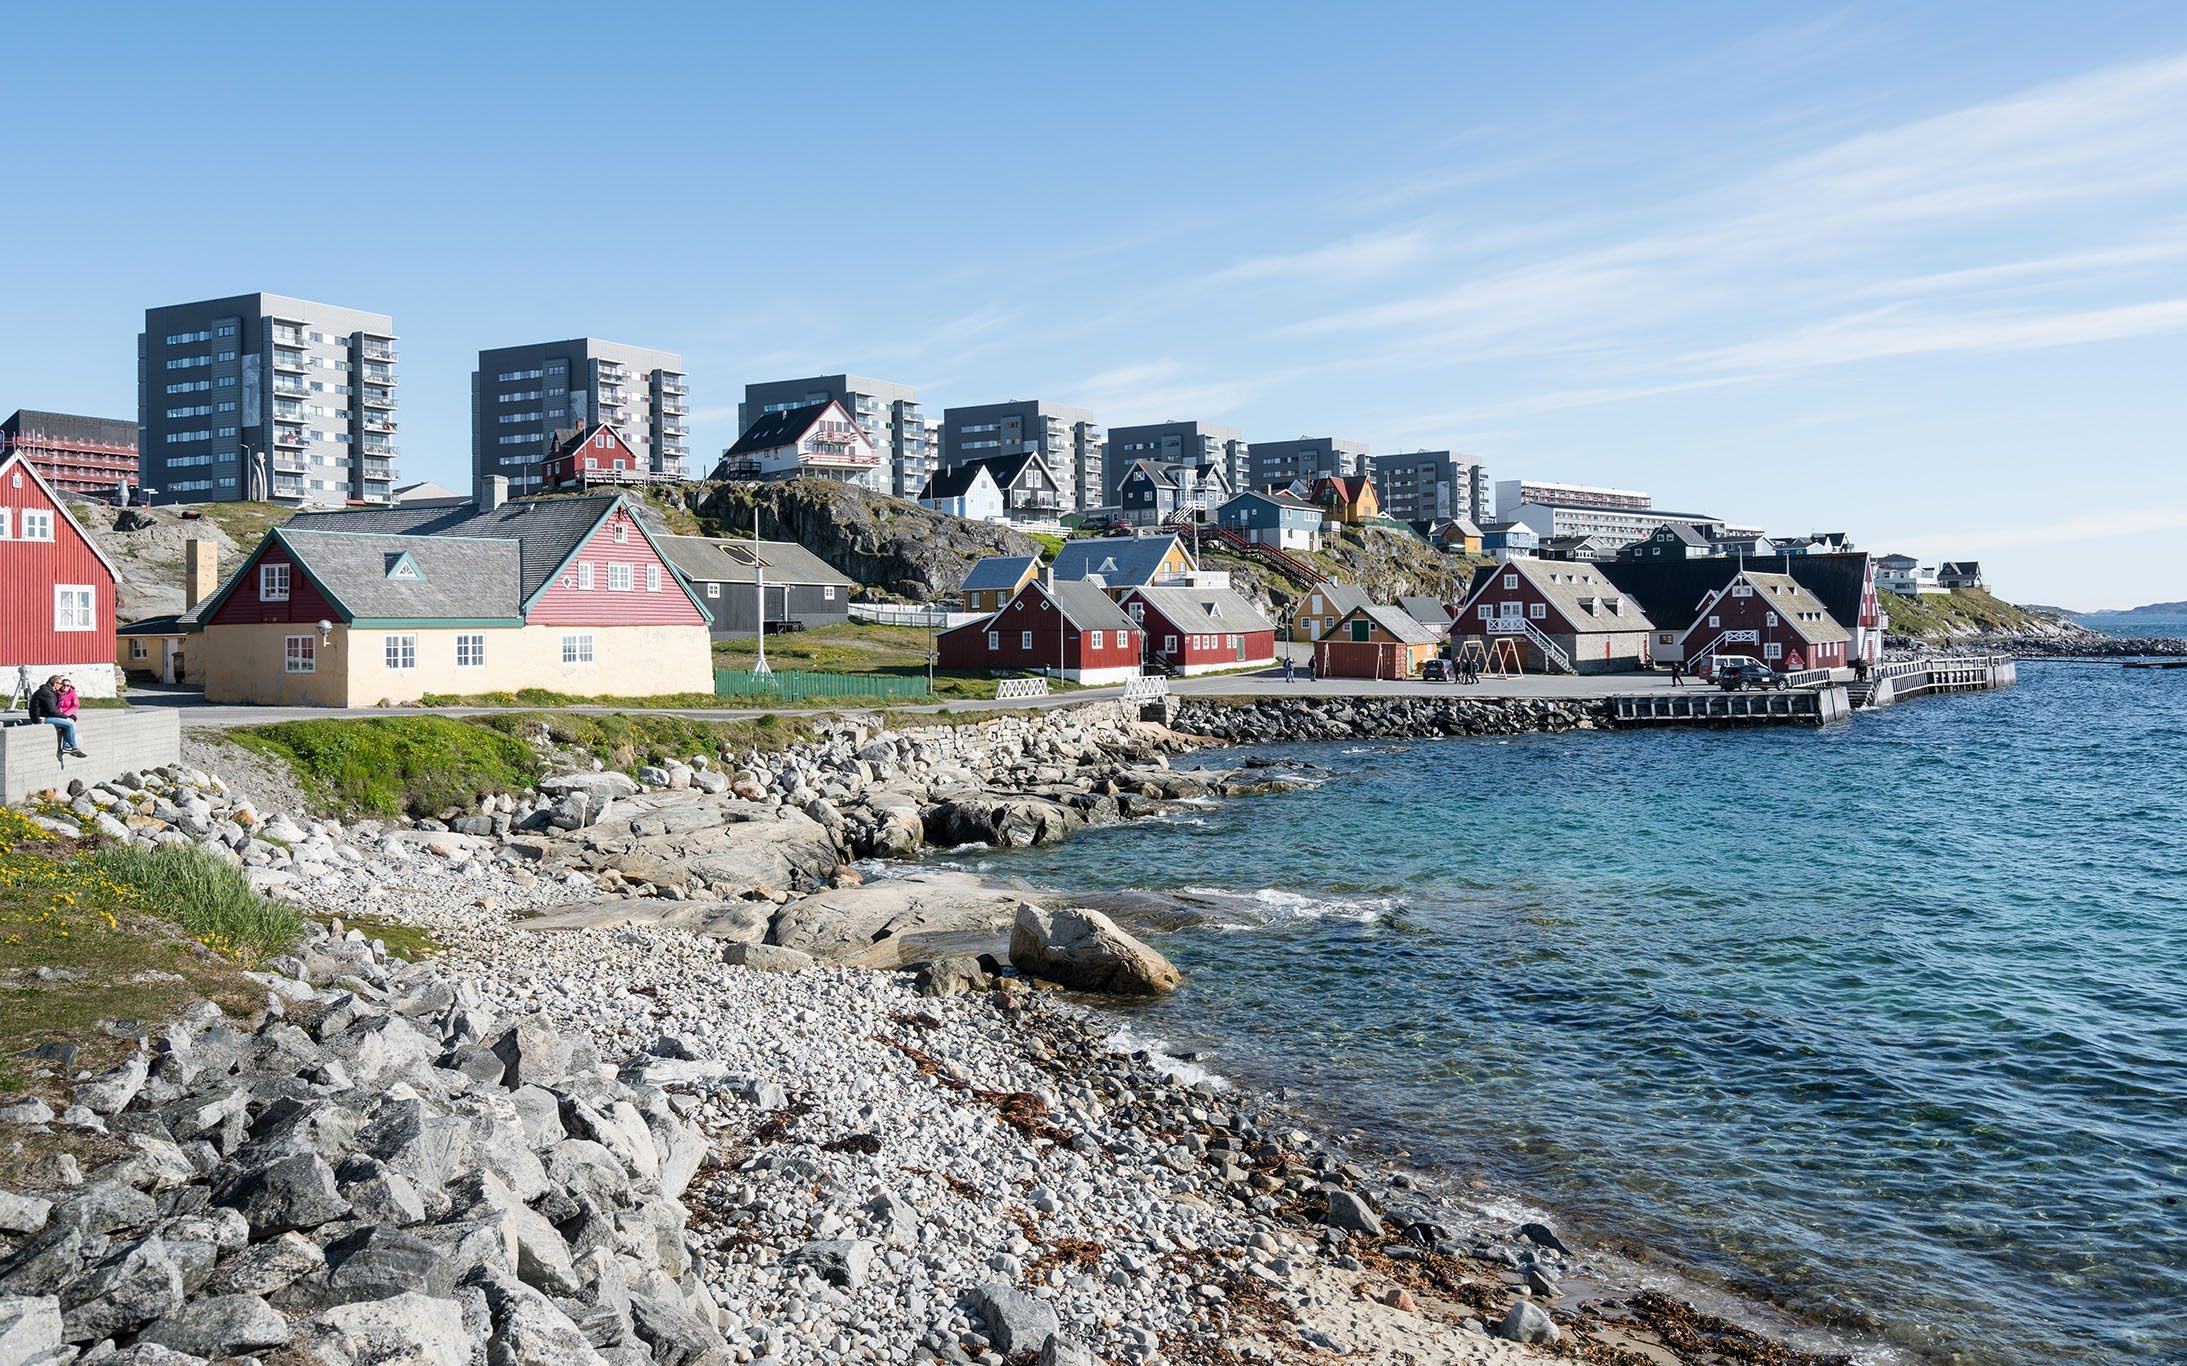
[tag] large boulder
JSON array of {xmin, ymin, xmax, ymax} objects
[
  {"xmin": 1009, "ymin": 903, "xmax": 1180, "ymax": 996},
  {"xmin": 766, "ymin": 871, "xmax": 1030, "ymax": 968}
]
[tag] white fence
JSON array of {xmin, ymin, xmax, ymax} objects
[
  {"xmin": 849, "ymin": 603, "xmax": 983, "ymax": 629},
  {"xmin": 995, "ymin": 678, "xmax": 1051, "ymax": 701},
  {"xmin": 1122, "ymin": 675, "xmax": 1170, "ymax": 702}
]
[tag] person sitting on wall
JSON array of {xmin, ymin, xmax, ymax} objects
[{"xmin": 30, "ymin": 675, "xmax": 89, "ymax": 757}]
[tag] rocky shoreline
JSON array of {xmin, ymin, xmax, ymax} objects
[
  {"xmin": 1952, "ymin": 631, "xmax": 2187, "ymax": 658},
  {"xmin": 1, "ymin": 698, "xmax": 1867, "ymax": 1365}
]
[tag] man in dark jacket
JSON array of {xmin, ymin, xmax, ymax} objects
[{"xmin": 29, "ymin": 676, "xmax": 89, "ymax": 757}]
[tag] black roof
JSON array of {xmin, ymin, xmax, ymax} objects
[
  {"xmin": 726, "ymin": 402, "xmax": 832, "ymax": 455},
  {"xmin": 921, "ymin": 464, "xmax": 994, "ymax": 500},
  {"xmin": 1597, "ymin": 551, "xmax": 1872, "ymax": 633},
  {"xmin": 964, "ymin": 451, "xmax": 1045, "ymax": 490}
]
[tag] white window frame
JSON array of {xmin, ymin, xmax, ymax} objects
[
  {"xmin": 1528, "ymin": 602, "xmax": 1546, "ymax": 619},
  {"xmin": 1503, "ymin": 574, "xmax": 1517, "ymax": 589},
  {"xmin": 613, "ymin": 523, "xmax": 629, "ymax": 544},
  {"xmin": 1766, "ymin": 612, "xmax": 1779, "ymax": 627},
  {"xmin": 20, "ymin": 509, "xmax": 54, "ymax": 541},
  {"xmin": 986, "ymin": 631, "xmax": 999, "ymax": 651},
  {"xmin": 54, "ymin": 585, "xmax": 96, "ymax": 631},
  {"xmin": 823, "ymin": 585, "xmax": 836, "ymax": 601},
  {"xmin": 284, "ymin": 635, "xmax": 316, "ymax": 673},
  {"xmin": 706, "ymin": 582, "xmax": 721, "ymax": 599},
  {"xmin": 129, "ymin": 637, "xmax": 148, "ymax": 660},
  {"xmin": 260, "ymin": 563, "xmax": 291, "ymax": 601},
  {"xmin": 456, "ymin": 633, "xmax": 486, "ymax": 668},
  {"xmin": 1708, "ymin": 614, "xmax": 1721, "ymax": 628},
  {"xmin": 1164, "ymin": 634, "xmax": 1178, "ymax": 653},
  {"xmin": 384, "ymin": 634, "xmax": 417, "ymax": 670},
  {"xmin": 645, "ymin": 564, "xmax": 661, "ymax": 592},
  {"xmin": 1764, "ymin": 642, "xmax": 1784, "ymax": 661},
  {"xmin": 1021, "ymin": 630, "xmax": 1034, "ymax": 649},
  {"xmin": 577, "ymin": 561, "xmax": 594, "ymax": 590},
  {"xmin": 608, "ymin": 562, "xmax": 634, "ymax": 592},
  {"xmin": 1091, "ymin": 630, "xmax": 1104, "ymax": 649},
  {"xmin": 0, "ymin": 509, "xmax": 10, "ymax": 538},
  {"xmin": 561, "ymin": 633, "xmax": 594, "ymax": 664}
]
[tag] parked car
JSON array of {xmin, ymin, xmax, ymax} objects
[
  {"xmin": 1717, "ymin": 660, "xmax": 1789, "ymax": 692},
  {"xmin": 1420, "ymin": 658, "xmax": 1457, "ymax": 683}
]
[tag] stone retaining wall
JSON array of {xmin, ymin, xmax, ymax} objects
[{"xmin": 1, "ymin": 709, "xmax": 181, "ymax": 804}]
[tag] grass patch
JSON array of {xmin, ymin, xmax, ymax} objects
[
  {"xmin": 0, "ymin": 812, "xmax": 288, "ymax": 1100},
  {"xmin": 182, "ymin": 501, "xmax": 293, "ymax": 552},
  {"xmin": 465, "ymin": 710, "xmax": 812, "ymax": 770},
  {"xmin": 419, "ymin": 688, "xmax": 732, "ymax": 709},
  {"xmin": 230, "ymin": 716, "xmax": 539, "ymax": 818},
  {"xmin": 1027, "ymin": 532, "xmax": 1066, "ymax": 561},
  {"xmin": 339, "ymin": 914, "xmax": 441, "ymax": 962},
  {"xmin": 1879, "ymin": 588, "xmax": 2039, "ymax": 640}
]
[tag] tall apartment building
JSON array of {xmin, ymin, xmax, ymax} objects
[
  {"xmin": 138, "ymin": 293, "xmax": 397, "ymax": 506},
  {"xmin": 1104, "ymin": 420, "xmax": 1247, "ymax": 506},
  {"xmin": 1493, "ymin": 479, "xmax": 1650, "ymax": 519},
  {"xmin": 1493, "ymin": 478, "xmax": 1755, "ymax": 544},
  {"xmin": 1248, "ymin": 437, "xmax": 1368, "ymax": 490},
  {"xmin": 1369, "ymin": 450, "xmax": 1489, "ymax": 524},
  {"xmin": 738, "ymin": 375, "xmax": 924, "ymax": 497},
  {"xmin": 940, "ymin": 400, "xmax": 1104, "ymax": 513},
  {"xmin": 472, "ymin": 339, "xmax": 687, "ymax": 498},
  {"xmin": 1, "ymin": 410, "xmax": 139, "ymax": 498}
]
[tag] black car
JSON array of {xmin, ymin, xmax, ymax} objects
[
  {"xmin": 1421, "ymin": 658, "xmax": 1457, "ymax": 682},
  {"xmin": 1717, "ymin": 660, "xmax": 1789, "ymax": 692}
]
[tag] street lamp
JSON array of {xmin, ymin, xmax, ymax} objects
[{"xmin": 751, "ymin": 499, "xmax": 770, "ymax": 677}]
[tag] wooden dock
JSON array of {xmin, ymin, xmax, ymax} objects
[
  {"xmin": 1853, "ymin": 655, "xmax": 2016, "ymax": 708},
  {"xmin": 1610, "ymin": 685, "xmax": 1851, "ymax": 727}
]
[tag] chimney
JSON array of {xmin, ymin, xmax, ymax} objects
[
  {"xmin": 185, "ymin": 539, "xmax": 218, "ymax": 610},
  {"xmin": 481, "ymin": 476, "xmax": 508, "ymax": 512}
]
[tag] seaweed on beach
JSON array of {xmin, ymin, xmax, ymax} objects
[{"xmin": 1619, "ymin": 1290, "xmax": 1855, "ymax": 1366}]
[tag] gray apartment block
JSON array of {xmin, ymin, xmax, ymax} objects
[
  {"xmin": 1248, "ymin": 437, "xmax": 1368, "ymax": 490},
  {"xmin": 472, "ymin": 339, "xmax": 687, "ymax": 497},
  {"xmin": 740, "ymin": 375, "xmax": 926, "ymax": 497},
  {"xmin": 138, "ymin": 293, "xmax": 397, "ymax": 506},
  {"xmin": 1369, "ymin": 450, "xmax": 1489, "ymax": 523},
  {"xmin": 1104, "ymin": 420, "xmax": 1246, "ymax": 506},
  {"xmin": 940, "ymin": 400, "xmax": 1104, "ymax": 513}
]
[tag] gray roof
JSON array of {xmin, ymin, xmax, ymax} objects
[
  {"xmin": 960, "ymin": 555, "xmax": 1040, "ymax": 593},
  {"xmin": 1397, "ymin": 595, "xmax": 1452, "ymax": 626},
  {"xmin": 284, "ymin": 495, "xmax": 618, "ymax": 605},
  {"xmin": 1047, "ymin": 579, "xmax": 1139, "ymax": 633},
  {"xmin": 1296, "ymin": 582, "xmax": 1372, "ymax": 618},
  {"xmin": 1486, "ymin": 560, "xmax": 1656, "ymax": 634},
  {"xmin": 274, "ymin": 529, "xmax": 524, "ymax": 622},
  {"xmin": 1336, "ymin": 603, "xmax": 1442, "ymax": 646},
  {"xmin": 655, "ymin": 534, "xmax": 854, "ymax": 588},
  {"xmin": 1052, "ymin": 535, "xmax": 1189, "ymax": 587},
  {"xmin": 1720, "ymin": 572, "xmax": 1849, "ymax": 644},
  {"xmin": 1125, "ymin": 585, "xmax": 1274, "ymax": 636}
]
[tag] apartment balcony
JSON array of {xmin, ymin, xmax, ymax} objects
[
  {"xmin": 361, "ymin": 440, "xmax": 397, "ymax": 458},
  {"xmin": 272, "ymin": 451, "xmax": 307, "ymax": 474},
  {"xmin": 273, "ymin": 478, "xmax": 306, "ymax": 500},
  {"xmin": 657, "ymin": 375, "xmax": 688, "ymax": 396},
  {"xmin": 597, "ymin": 386, "xmax": 627, "ymax": 406},
  {"xmin": 360, "ymin": 341, "xmax": 397, "ymax": 363},
  {"xmin": 361, "ymin": 460, "xmax": 396, "ymax": 481},
  {"xmin": 270, "ymin": 328, "xmax": 306, "ymax": 347},
  {"xmin": 595, "ymin": 360, "xmax": 630, "ymax": 381},
  {"xmin": 661, "ymin": 439, "xmax": 689, "ymax": 456},
  {"xmin": 362, "ymin": 414, "xmax": 397, "ymax": 433},
  {"xmin": 361, "ymin": 366, "xmax": 397, "ymax": 385},
  {"xmin": 273, "ymin": 426, "xmax": 308, "ymax": 448},
  {"xmin": 359, "ymin": 387, "xmax": 395, "ymax": 409},
  {"xmin": 271, "ymin": 378, "xmax": 309, "ymax": 398},
  {"xmin": 658, "ymin": 419, "xmax": 689, "ymax": 437},
  {"xmin": 272, "ymin": 350, "xmax": 308, "ymax": 373},
  {"xmin": 658, "ymin": 398, "xmax": 689, "ymax": 417}
]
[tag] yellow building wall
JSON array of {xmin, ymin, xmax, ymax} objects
[{"xmin": 201, "ymin": 622, "xmax": 714, "ymax": 706}]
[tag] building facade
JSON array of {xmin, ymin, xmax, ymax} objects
[
  {"xmin": 1248, "ymin": 437, "xmax": 1367, "ymax": 491},
  {"xmin": 654, "ymin": 535, "xmax": 856, "ymax": 637},
  {"xmin": 472, "ymin": 338, "xmax": 687, "ymax": 498},
  {"xmin": 1216, "ymin": 490, "xmax": 1324, "ymax": 552},
  {"xmin": 138, "ymin": 293, "xmax": 397, "ymax": 506},
  {"xmin": 936, "ymin": 579, "xmax": 1142, "ymax": 685},
  {"xmin": 1119, "ymin": 586, "xmax": 1277, "ymax": 675},
  {"xmin": 740, "ymin": 375, "xmax": 927, "ymax": 498},
  {"xmin": 1676, "ymin": 571, "xmax": 1850, "ymax": 674},
  {"xmin": 918, "ymin": 464, "xmax": 1007, "ymax": 523},
  {"xmin": 2, "ymin": 411, "xmax": 139, "ymax": 499},
  {"xmin": 713, "ymin": 401, "xmax": 885, "ymax": 487},
  {"xmin": 2, "ymin": 450, "xmax": 121, "ymax": 698},
  {"xmin": 1369, "ymin": 451, "xmax": 1487, "ymax": 524},
  {"xmin": 1105, "ymin": 421, "xmax": 1247, "ymax": 506},
  {"xmin": 940, "ymin": 401, "xmax": 1103, "ymax": 514},
  {"xmin": 1313, "ymin": 604, "xmax": 1441, "ymax": 680},
  {"xmin": 1453, "ymin": 559, "xmax": 1655, "ymax": 674}
]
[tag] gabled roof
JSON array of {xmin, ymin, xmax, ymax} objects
[
  {"xmin": 285, "ymin": 494, "xmax": 623, "ymax": 606},
  {"xmin": 963, "ymin": 450, "xmax": 1050, "ymax": 491},
  {"xmin": 1696, "ymin": 572, "xmax": 1849, "ymax": 645},
  {"xmin": 960, "ymin": 555, "xmax": 1040, "ymax": 593},
  {"xmin": 1644, "ymin": 522, "xmax": 1712, "ymax": 546},
  {"xmin": 921, "ymin": 463, "xmax": 1000, "ymax": 501},
  {"xmin": 1044, "ymin": 579, "xmax": 1139, "ymax": 633},
  {"xmin": 1124, "ymin": 585, "xmax": 1274, "ymax": 636},
  {"xmin": 1051, "ymin": 534, "xmax": 1190, "ymax": 587},
  {"xmin": 0, "ymin": 449, "xmax": 120, "ymax": 584},
  {"xmin": 1462, "ymin": 559, "xmax": 1655, "ymax": 633},
  {"xmin": 727, "ymin": 401, "xmax": 834, "ymax": 455},
  {"xmin": 193, "ymin": 528, "xmax": 525, "ymax": 626},
  {"xmin": 1940, "ymin": 560, "xmax": 1981, "ymax": 575},
  {"xmin": 1329, "ymin": 602, "xmax": 1441, "ymax": 645},
  {"xmin": 655, "ymin": 535, "xmax": 855, "ymax": 588},
  {"xmin": 1429, "ymin": 517, "xmax": 1483, "ymax": 538},
  {"xmin": 1598, "ymin": 551, "xmax": 1873, "ymax": 634},
  {"xmin": 391, "ymin": 479, "xmax": 467, "ymax": 505},
  {"xmin": 549, "ymin": 423, "xmax": 640, "ymax": 464},
  {"xmin": 1314, "ymin": 475, "xmax": 1374, "ymax": 505},
  {"xmin": 1221, "ymin": 489, "xmax": 1318, "ymax": 514},
  {"xmin": 1295, "ymin": 581, "xmax": 1372, "ymax": 618},
  {"xmin": 1397, "ymin": 595, "xmax": 1453, "ymax": 626},
  {"xmin": 1118, "ymin": 459, "xmax": 1175, "ymax": 491}
]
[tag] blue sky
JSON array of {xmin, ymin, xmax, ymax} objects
[{"xmin": 5, "ymin": 2, "xmax": 2185, "ymax": 609}]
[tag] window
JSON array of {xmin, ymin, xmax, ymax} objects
[
  {"xmin": 987, "ymin": 631, "xmax": 999, "ymax": 651},
  {"xmin": 1021, "ymin": 630, "xmax": 1034, "ymax": 649},
  {"xmin": 1764, "ymin": 643, "xmax": 1783, "ymax": 661},
  {"xmin": 1528, "ymin": 602, "xmax": 1546, "ymax": 619},
  {"xmin": 561, "ymin": 633, "xmax": 594, "ymax": 664},
  {"xmin": 1708, "ymin": 614, "xmax": 1721, "ymax": 628},
  {"xmin": 1503, "ymin": 574, "xmax": 1517, "ymax": 589},
  {"xmin": 0, "ymin": 510, "xmax": 9, "ymax": 537},
  {"xmin": 260, "ymin": 564, "xmax": 291, "ymax": 601},
  {"xmin": 646, "ymin": 564, "xmax": 661, "ymax": 592},
  {"xmin": 1478, "ymin": 605, "xmax": 1492, "ymax": 620},
  {"xmin": 384, "ymin": 634, "xmax": 417, "ymax": 670},
  {"xmin": 608, "ymin": 562, "xmax": 633, "ymax": 592},
  {"xmin": 456, "ymin": 634, "xmax": 486, "ymax": 668},
  {"xmin": 1091, "ymin": 630, "xmax": 1104, "ymax": 649},
  {"xmin": 284, "ymin": 635, "xmax": 315, "ymax": 673},
  {"xmin": 54, "ymin": 586, "xmax": 95, "ymax": 631},
  {"xmin": 706, "ymin": 582, "xmax": 721, "ymax": 599},
  {"xmin": 130, "ymin": 638, "xmax": 148, "ymax": 661},
  {"xmin": 1164, "ymin": 634, "xmax": 1178, "ymax": 653},
  {"xmin": 577, "ymin": 561, "xmax": 594, "ymax": 590},
  {"xmin": 613, "ymin": 522, "xmax": 629, "ymax": 543},
  {"xmin": 20, "ymin": 510, "xmax": 53, "ymax": 541}
]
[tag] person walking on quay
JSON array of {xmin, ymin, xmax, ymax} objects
[
  {"xmin": 30, "ymin": 675, "xmax": 89, "ymax": 757},
  {"xmin": 1283, "ymin": 653, "xmax": 1295, "ymax": 683},
  {"xmin": 1669, "ymin": 659, "xmax": 1684, "ymax": 687}
]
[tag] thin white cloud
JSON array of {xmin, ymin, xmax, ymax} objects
[
  {"xmin": 1200, "ymin": 229, "xmax": 1432, "ymax": 288},
  {"xmin": 1681, "ymin": 296, "xmax": 2187, "ymax": 376}
]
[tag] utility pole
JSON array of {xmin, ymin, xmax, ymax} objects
[{"xmin": 752, "ymin": 499, "xmax": 770, "ymax": 676}]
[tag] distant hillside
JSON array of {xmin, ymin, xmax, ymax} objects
[
  {"xmin": 690, "ymin": 478, "xmax": 1043, "ymax": 601},
  {"xmin": 2018, "ymin": 604, "xmax": 2084, "ymax": 620},
  {"xmin": 1880, "ymin": 587, "xmax": 2066, "ymax": 641},
  {"xmin": 2110, "ymin": 601, "xmax": 2187, "ymax": 617}
]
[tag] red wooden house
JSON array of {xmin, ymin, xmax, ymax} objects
[
  {"xmin": 937, "ymin": 578, "xmax": 1142, "ymax": 685},
  {"xmin": 1678, "ymin": 571, "xmax": 1849, "ymax": 677},
  {"xmin": 1313, "ymin": 604, "xmax": 1441, "ymax": 679},
  {"xmin": 1453, "ymin": 558, "xmax": 1655, "ymax": 674},
  {"xmin": 2, "ymin": 449, "xmax": 121, "ymax": 699},
  {"xmin": 1118, "ymin": 585, "xmax": 1277, "ymax": 675},
  {"xmin": 544, "ymin": 424, "xmax": 651, "ymax": 489}
]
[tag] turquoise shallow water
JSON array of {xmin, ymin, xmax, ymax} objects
[{"xmin": 956, "ymin": 658, "xmax": 2187, "ymax": 1363}]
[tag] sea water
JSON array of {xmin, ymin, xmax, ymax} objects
[{"xmin": 956, "ymin": 657, "xmax": 2187, "ymax": 1363}]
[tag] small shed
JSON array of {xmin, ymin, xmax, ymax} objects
[{"xmin": 1313, "ymin": 604, "xmax": 1440, "ymax": 679}]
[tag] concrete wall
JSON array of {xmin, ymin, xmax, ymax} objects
[
  {"xmin": 3, "ymin": 661, "xmax": 118, "ymax": 700},
  {"xmin": 202, "ymin": 622, "xmax": 715, "ymax": 706},
  {"xmin": 2, "ymin": 708, "xmax": 181, "ymax": 804}
]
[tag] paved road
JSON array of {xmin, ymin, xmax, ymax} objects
[{"xmin": 130, "ymin": 666, "xmax": 1842, "ymax": 732}]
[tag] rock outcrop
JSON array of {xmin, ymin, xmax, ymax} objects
[
  {"xmin": 696, "ymin": 478, "xmax": 1044, "ymax": 602},
  {"xmin": 1009, "ymin": 904, "xmax": 1181, "ymax": 996}
]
